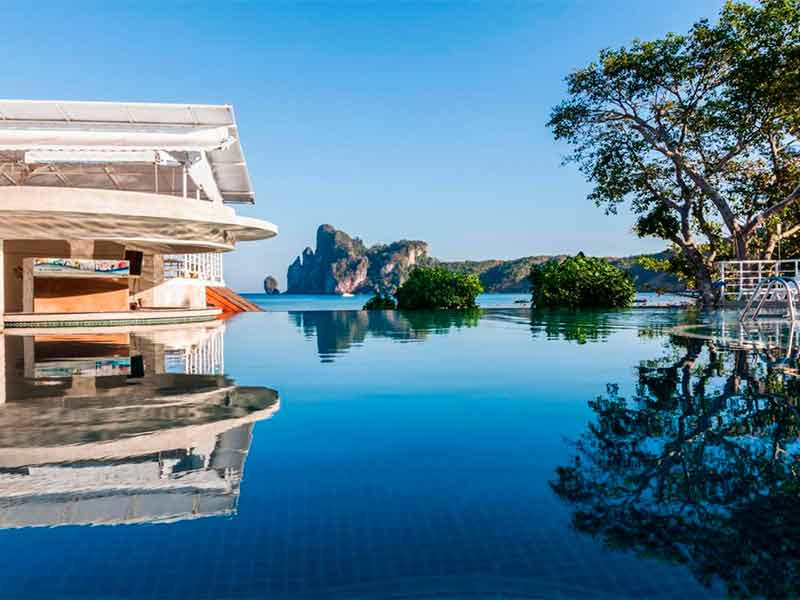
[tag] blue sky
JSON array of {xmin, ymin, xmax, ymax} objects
[{"xmin": 1, "ymin": 0, "xmax": 725, "ymax": 290}]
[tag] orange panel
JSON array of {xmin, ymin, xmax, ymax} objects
[
  {"xmin": 206, "ymin": 286, "xmax": 263, "ymax": 313},
  {"xmin": 33, "ymin": 277, "xmax": 130, "ymax": 313}
]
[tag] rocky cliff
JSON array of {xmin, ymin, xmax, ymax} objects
[
  {"xmin": 286, "ymin": 225, "xmax": 684, "ymax": 294},
  {"xmin": 286, "ymin": 225, "xmax": 429, "ymax": 294}
]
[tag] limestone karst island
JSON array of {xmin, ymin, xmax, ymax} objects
[{"xmin": 282, "ymin": 224, "xmax": 683, "ymax": 296}]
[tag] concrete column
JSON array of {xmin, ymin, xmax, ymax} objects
[
  {"xmin": 23, "ymin": 335, "xmax": 34, "ymax": 379},
  {"xmin": 0, "ymin": 335, "xmax": 5, "ymax": 405},
  {"xmin": 152, "ymin": 254, "xmax": 164, "ymax": 283},
  {"xmin": 68, "ymin": 240, "xmax": 94, "ymax": 258},
  {"xmin": 131, "ymin": 253, "xmax": 164, "ymax": 308},
  {"xmin": 0, "ymin": 240, "xmax": 4, "ymax": 332},
  {"xmin": 22, "ymin": 258, "xmax": 33, "ymax": 313}
]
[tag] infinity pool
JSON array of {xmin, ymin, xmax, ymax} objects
[{"xmin": 0, "ymin": 306, "xmax": 795, "ymax": 599}]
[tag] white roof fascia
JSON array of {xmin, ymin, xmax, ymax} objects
[
  {"xmin": 0, "ymin": 125, "xmax": 233, "ymax": 152},
  {"xmin": 24, "ymin": 149, "xmax": 182, "ymax": 166}
]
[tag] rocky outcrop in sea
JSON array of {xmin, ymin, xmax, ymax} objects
[
  {"xmin": 263, "ymin": 276, "xmax": 280, "ymax": 295},
  {"xmin": 286, "ymin": 224, "xmax": 428, "ymax": 294}
]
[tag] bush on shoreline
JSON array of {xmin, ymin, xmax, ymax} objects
[
  {"xmin": 362, "ymin": 294, "xmax": 397, "ymax": 310},
  {"xmin": 394, "ymin": 267, "xmax": 483, "ymax": 310},
  {"xmin": 530, "ymin": 253, "xmax": 635, "ymax": 308},
  {"xmin": 362, "ymin": 267, "xmax": 483, "ymax": 310}
]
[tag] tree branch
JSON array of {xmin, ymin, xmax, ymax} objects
[{"xmin": 743, "ymin": 182, "xmax": 800, "ymax": 237}]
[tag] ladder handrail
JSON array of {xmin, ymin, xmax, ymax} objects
[
  {"xmin": 751, "ymin": 279, "xmax": 777, "ymax": 320},
  {"xmin": 740, "ymin": 275, "xmax": 799, "ymax": 322},
  {"xmin": 786, "ymin": 279, "xmax": 800, "ymax": 321},
  {"xmin": 740, "ymin": 278, "xmax": 769, "ymax": 321}
]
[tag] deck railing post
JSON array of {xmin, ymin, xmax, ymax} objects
[
  {"xmin": 739, "ymin": 264, "xmax": 744, "ymax": 300},
  {"xmin": 758, "ymin": 263, "xmax": 762, "ymax": 294}
]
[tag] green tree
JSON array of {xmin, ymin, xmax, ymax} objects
[
  {"xmin": 530, "ymin": 254, "xmax": 635, "ymax": 308},
  {"xmin": 549, "ymin": 0, "xmax": 800, "ymax": 306},
  {"xmin": 362, "ymin": 294, "xmax": 397, "ymax": 310},
  {"xmin": 394, "ymin": 267, "xmax": 483, "ymax": 310}
]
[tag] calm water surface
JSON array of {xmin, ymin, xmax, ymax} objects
[
  {"xmin": 241, "ymin": 291, "xmax": 691, "ymax": 311},
  {"xmin": 0, "ymin": 304, "xmax": 796, "ymax": 599}
]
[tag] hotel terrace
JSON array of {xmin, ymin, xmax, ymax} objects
[{"xmin": 0, "ymin": 99, "xmax": 276, "ymax": 330}]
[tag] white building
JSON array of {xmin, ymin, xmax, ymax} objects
[{"xmin": 0, "ymin": 99, "xmax": 276, "ymax": 329}]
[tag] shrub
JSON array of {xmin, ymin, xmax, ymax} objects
[
  {"xmin": 362, "ymin": 294, "xmax": 397, "ymax": 310},
  {"xmin": 395, "ymin": 267, "xmax": 483, "ymax": 310},
  {"xmin": 530, "ymin": 253, "xmax": 635, "ymax": 308}
]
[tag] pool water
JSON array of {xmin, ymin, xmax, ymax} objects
[
  {"xmin": 0, "ymin": 306, "xmax": 796, "ymax": 599},
  {"xmin": 242, "ymin": 291, "xmax": 692, "ymax": 312},
  {"xmin": 242, "ymin": 292, "xmax": 534, "ymax": 311}
]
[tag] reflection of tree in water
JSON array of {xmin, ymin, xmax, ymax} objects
[
  {"xmin": 402, "ymin": 309, "xmax": 479, "ymax": 333},
  {"xmin": 528, "ymin": 308, "xmax": 623, "ymax": 344},
  {"xmin": 530, "ymin": 308, "xmax": 698, "ymax": 344},
  {"xmin": 290, "ymin": 309, "xmax": 480, "ymax": 361},
  {"xmin": 552, "ymin": 336, "xmax": 800, "ymax": 598}
]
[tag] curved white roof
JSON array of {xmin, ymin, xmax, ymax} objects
[{"xmin": 0, "ymin": 99, "xmax": 256, "ymax": 203}]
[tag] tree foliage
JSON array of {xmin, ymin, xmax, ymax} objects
[
  {"xmin": 362, "ymin": 294, "xmax": 397, "ymax": 310},
  {"xmin": 530, "ymin": 254, "xmax": 635, "ymax": 308},
  {"xmin": 394, "ymin": 267, "xmax": 483, "ymax": 310},
  {"xmin": 549, "ymin": 0, "xmax": 800, "ymax": 305},
  {"xmin": 637, "ymin": 245, "xmax": 701, "ymax": 288}
]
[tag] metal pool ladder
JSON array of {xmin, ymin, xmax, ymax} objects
[{"xmin": 740, "ymin": 276, "xmax": 800, "ymax": 322}]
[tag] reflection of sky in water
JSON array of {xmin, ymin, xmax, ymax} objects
[{"xmin": 1, "ymin": 308, "xmax": 798, "ymax": 598}]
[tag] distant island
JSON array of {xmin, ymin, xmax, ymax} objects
[
  {"xmin": 285, "ymin": 224, "xmax": 683, "ymax": 295},
  {"xmin": 263, "ymin": 276, "xmax": 280, "ymax": 295}
]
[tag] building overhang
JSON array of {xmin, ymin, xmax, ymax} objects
[
  {"xmin": 0, "ymin": 100, "xmax": 258, "ymax": 204},
  {"xmin": 0, "ymin": 186, "xmax": 277, "ymax": 253}
]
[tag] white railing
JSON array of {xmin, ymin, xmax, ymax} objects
[
  {"xmin": 164, "ymin": 326, "xmax": 226, "ymax": 375},
  {"xmin": 185, "ymin": 325, "xmax": 225, "ymax": 375},
  {"xmin": 164, "ymin": 253, "xmax": 224, "ymax": 285},
  {"xmin": 717, "ymin": 259, "xmax": 800, "ymax": 300}
]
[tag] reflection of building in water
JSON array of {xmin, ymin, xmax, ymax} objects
[
  {"xmin": 162, "ymin": 322, "xmax": 225, "ymax": 374},
  {"xmin": 0, "ymin": 323, "xmax": 278, "ymax": 528},
  {"xmin": 673, "ymin": 317, "xmax": 800, "ymax": 374},
  {"xmin": 0, "ymin": 424, "xmax": 259, "ymax": 528}
]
